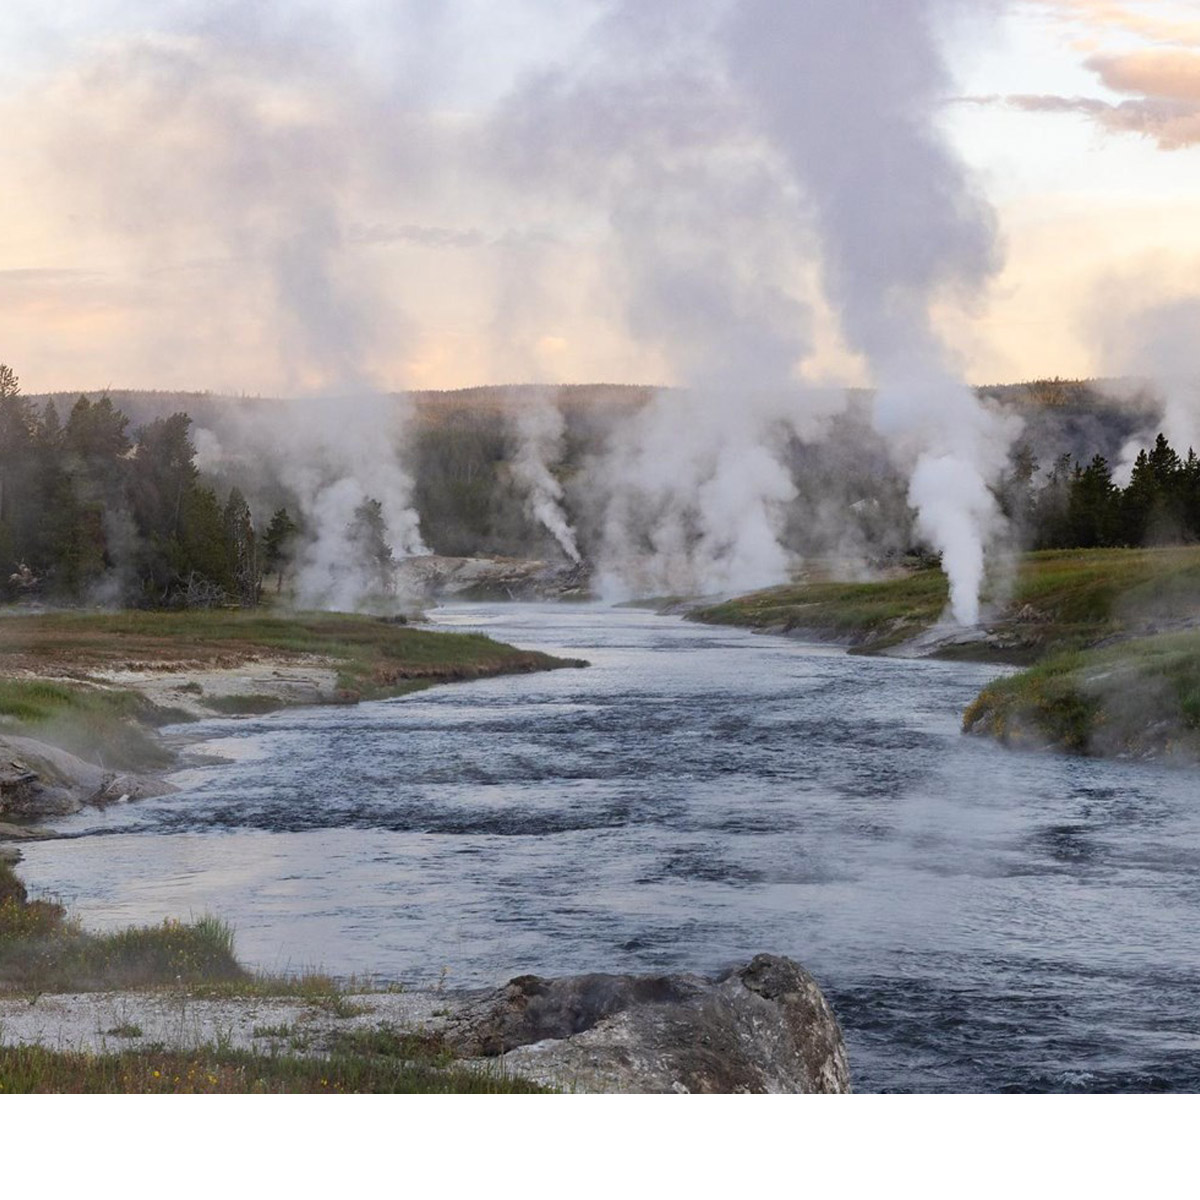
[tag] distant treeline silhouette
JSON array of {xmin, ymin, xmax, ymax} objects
[{"xmin": 3, "ymin": 363, "xmax": 1199, "ymax": 606}]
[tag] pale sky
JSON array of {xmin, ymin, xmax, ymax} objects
[{"xmin": 0, "ymin": 0, "xmax": 1197, "ymax": 396}]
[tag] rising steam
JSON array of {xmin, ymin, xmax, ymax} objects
[
  {"xmin": 724, "ymin": 0, "xmax": 1015, "ymax": 625},
  {"xmin": 509, "ymin": 394, "xmax": 581, "ymax": 563},
  {"xmin": 8, "ymin": 1, "xmax": 1028, "ymax": 614},
  {"xmin": 194, "ymin": 393, "xmax": 428, "ymax": 611}
]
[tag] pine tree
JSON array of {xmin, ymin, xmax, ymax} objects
[
  {"xmin": 1065, "ymin": 455, "xmax": 1117, "ymax": 548},
  {"xmin": 263, "ymin": 507, "xmax": 300, "ymax": 594},
  {"xmin": 346, "ymin": 497, "xmax": 395, "ymax": 596},
  {"xmin": 223, "ymin": 488, "xmax": 260, "ymax": 606}
]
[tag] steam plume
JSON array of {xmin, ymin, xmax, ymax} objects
[
  {"xmin": 195, "ymin": 393, "xmax": 428, "ymax": 611},
  {"xmin": 509, "ymin": 393, "xmax": 581, "ymax": 563},
  {"xmin": 724, "ymin": 0, "xmax": 1015, "ymax": 624}
]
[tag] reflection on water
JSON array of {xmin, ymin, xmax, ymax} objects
[{"xmin": 18, "ymin": 603, "xmax": 1200, "ymax": 1092}]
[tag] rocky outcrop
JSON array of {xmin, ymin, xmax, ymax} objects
[
  {"xmin": 395, "ymin": 554, "xmax": 591, "ymax": 601},
  {"xmin": 445, "ymin": 954, "xmax": 850, "ymax": 1093},
  {"xmin": 0, "ymin": 736, "xmax": 172, "ymax": 824}
]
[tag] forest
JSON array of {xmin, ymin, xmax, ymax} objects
[{"xmin": 0, "ymin": 361, "xmax": 1197, "ymax": 608}]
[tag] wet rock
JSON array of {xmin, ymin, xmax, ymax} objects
[
  {"xmin": 446, "ymin": 954, "xmax": 850, "ymax": 1093},
  {"xmin": 0, "ymin": 821, "xmax": 54, "ymax": 842},
  {"xmin": 0, "ymin": 736, "xmax": 171, "ymax": 819}
]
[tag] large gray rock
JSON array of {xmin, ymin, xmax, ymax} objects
[
  {"xmin": 0, "ymin": 736, "xmax": 172, "ymax": 820},
  {"xmin": 446, "ymin": 954, "xmax": 851, "ymax": 1094}
]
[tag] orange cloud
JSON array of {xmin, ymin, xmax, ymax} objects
[
  {"xmin": 965, "ymin": 44, "xmax": 1200, "ymax": 149},
  {"xmin": 999, "ymin": 92, "xmax": 1200, "ymax": 148},
  {"xmin": 1086, "ymin": 49, "xmax": 1200, "ymax": 100}
]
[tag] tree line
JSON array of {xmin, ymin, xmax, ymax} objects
[
  {"xmin": 5, "ymin": 359, "xmax": 1200, "ymax": 607},
  {"xmin": 0, "ymin": 366, "xmax": 309, "ymax": 606},
  {"xmin": 999, "ymin": 434, "xmax": 1200, "ymax": 550}
]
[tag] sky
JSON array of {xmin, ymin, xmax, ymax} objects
[{"xmin": 0, "ymin": 0, "xmax": 1197, "ymax": 396}]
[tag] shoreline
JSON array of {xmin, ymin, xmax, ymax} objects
[
  {"xmin": 0, "ymin": 609, "xmax": 587, "ymax": 833},
  {"xmin": 686, "ymin": 548, "xmax": 1200, "ymax": 765}
]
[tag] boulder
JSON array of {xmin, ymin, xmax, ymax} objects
[
  {"xmin": 445, "ymin": 954, "xmax": 850, "ymax": 1093},
  {"xmin": 0, "ymin": 736, "xmax": 172, "ymax": 818}
]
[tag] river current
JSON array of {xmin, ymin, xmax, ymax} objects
[{"xmin": 17, "ymin": 603, "xmax": 1200, "ymax": 1092}]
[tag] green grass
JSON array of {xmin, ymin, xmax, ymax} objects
[
  {"xmin": 0, "ymin": 860, "xmax": 548, "ymax": 1092},
  {"xmin": 0, "ymin": 884, "xmax": 247, "ymax": 992},
  {"xmin": 691, "ymin": 547, "xmax": 1200, "ymax": 662},
  {"xmin": 0, "ymin": 678, "xmax": 176, "ymax": 769},
  {"xmin": 964, "ymin": 631, "xmax": 1200, "ymax": 760},
  {"xmin": 0, "ymin": 609, "xmax": 585, "ymax": 776},
  {"xmin": 692, "ymin": 547, "xmax": 1200, "ymax": 763},
  {"xmin": 0, "ymin": 609, "xmax": 586, "ymax": 698},
  {"xmin": 0, "ymin": 1040, "xmax": 549, "ymax": 1093},
  {"xmin": 690, "ymin": 569, "xmax": 949, "ymax": 651}
]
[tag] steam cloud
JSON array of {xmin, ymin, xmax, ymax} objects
[
  {"xmin": 194, "ymin": 394, "xmax": 428, "ymax": 611},
  {"xmin": 10, "ymin": 1, "xmax": 1027, "ymax": 616},
  {"xmin": 1101, "ymin": 297, "xmax": 1200, "ymax": 482},
  {"xmin": 721, "ymin": 0, "xmax": 1015, "ymax": 624},
  {"xmin": 509, "ymin": 394, "xmax": 581, "ymax": 564}
]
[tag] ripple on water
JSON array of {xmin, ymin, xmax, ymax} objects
[{"xmin": 15, "ymin": 602, "xmax": 1200, "ymax": 1093}]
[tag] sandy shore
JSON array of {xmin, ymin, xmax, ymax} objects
[{"xmin": 0, "ymin": 988, "xmax": 459, "ymax": 1055}]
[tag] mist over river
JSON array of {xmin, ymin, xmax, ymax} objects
[{"xmin": 17, "ymin": 603, "xmax": 1200, "ymax": 1092}]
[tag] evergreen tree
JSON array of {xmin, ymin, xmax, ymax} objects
[
  {"xmin": 0, "ymin": 379, "xmax": 40, "ymax": 593},
  {"xmin": 223, "ymin": 488, "xmax": 260, "ymax": 606},
  {"xmin": 346, "ymin": 497, "xmax": 395, "ymax": 596},
  {"xmin": 179, "ymin": 484, "xmax": 233, "ymax": 604},
  {"xmin": 1064, "ymin": 455, "xmax": 1118, "ymax": 548},
  {"xmin": 127, "ymin": 414, "xmax": 202, "ymax": 602},
  {"xmin": 263, "ymin": 507, "xmax": 300, "ymax": 594},
  {"xmin": 1030, "ymin": 453, "xmax": 1074, "ymax": 549},
  {"xmin": 1122, "ymin": 434, "xmax": 1185, "ymax": 545}
]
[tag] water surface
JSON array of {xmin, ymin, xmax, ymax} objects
[{"xmin": 19, "ymin": 603, "xmax": 1200, "ymax": 1092}]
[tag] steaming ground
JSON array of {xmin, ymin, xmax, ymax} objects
[
  {"xmin": 9, "ymin": 0, "xmax": 1036, "ymax": 623},
  {"xmin": 18, "ymin": 603, "xmax": 1200, "ymax": 1093}
]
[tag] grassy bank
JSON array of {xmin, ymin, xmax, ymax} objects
[
  {"xmin": 0, "ymin": 609, "xmax": 585, "ymax": 773},
  {"xmin": 963, "ymin": 632, "xmax": 1200, "ymax": 761},
  {"xmin": 0, "ymin": 861, "xmax": 544, "ymax": 1093},
  {"xmin": 689, "ymin": 569, "xmax": 948, "ymax": 652},
  {"xmin": 0, "ymin": 1039, "xmax": 546, "ymax": 1094},
  {"xmin": 0, "ymin": 608, "xmax": 585, "ymax": 694},
  {"xmin": 0, "ymin": 859, "xmax": 245, "ymax": 991},
  {"xmin": 690, "ymin": 547, "xmax": 1200, "ymax": 763},
  {"xmin": 690, "ymin": 547, "xmax": 1200, "ymax": 662}
]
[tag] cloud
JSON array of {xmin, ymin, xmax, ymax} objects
[
  {"xmin": 348, "ymin": 223, "xmax": 487, "ymax": 249},
  {"xmin": 1002, "ymin": 92, "xmax": 1200, "ymax": 148},
  {"xmin": 1086, "ymin": 48, "xmax": 1200, "ymax": 100},
  {"xmin": 1024, "ymin": 0, "xmax": 1200, "ymax": 48},
  {"xmin": 967, "ymin": 45, "xmax": 1200, "ymax": 149}
]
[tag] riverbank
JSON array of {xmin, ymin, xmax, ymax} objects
[
  {"xmin": 0, "ymin": 608, "xmax": 587, "ymax": 822},
  {"xmin": 962, "ymin": 632, "xmax": 1200, "ymax": 762},
  {"xmin": 689, "ymin": 547, "xmax": 1200, "ymax": 762},
  {"xmin": 1, "ymin": 849, "xmax": 847, "ymax": 1094}
]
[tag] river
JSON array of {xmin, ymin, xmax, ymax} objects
[{"xmin": 17, "ymin": 602, "xmax": 1200, "ymax": 1092}]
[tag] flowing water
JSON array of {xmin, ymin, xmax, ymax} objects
[{"xmin": 17, "ymin": 603, "xmax": 1200, "ymax": 1092}]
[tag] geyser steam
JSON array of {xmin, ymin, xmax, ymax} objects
[
  {"xmin": 509, "ymin": 394, "xmax": 581, "ymax": 563},
  {"xmin": 724, "ymin": 0, "xmax": 1015, "ymax": 625}
]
